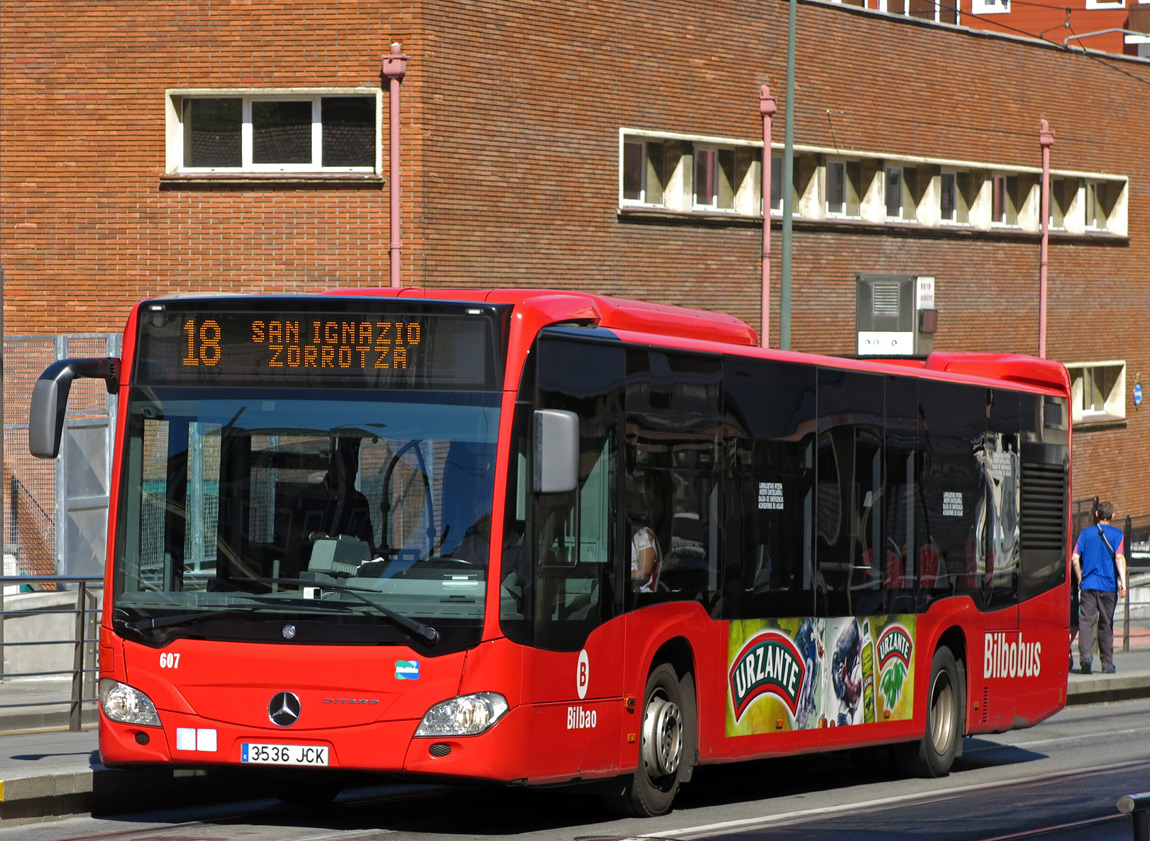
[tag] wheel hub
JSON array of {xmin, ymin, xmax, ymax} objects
[
  {"xmin": 930, "ymin": 672, "xmax": 954, "ymax": 753},
  {"xmin": 642, "ymin": 694, "xmax": 683, "ymax": 779}
]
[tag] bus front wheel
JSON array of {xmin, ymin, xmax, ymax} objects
[
  {"xmin": 894, "ymin": 645, "xmax": 964, "ymax": 778},
  {"xmin": 607, "ymin": 662, "xmax": 690, "ymax": 817}
]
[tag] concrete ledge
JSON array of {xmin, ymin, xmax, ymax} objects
[
  {"xmin": 1067, "ymin": 673, "xmax": 1150, "ymax": 705},
  {"xmin": 0, "ymin": 768, "xmax": 100, "ymax": 821}
]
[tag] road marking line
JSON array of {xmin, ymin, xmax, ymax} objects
[{"xmin": 643, "ymin": 758, "xmax": 1150, "ymax": 839}]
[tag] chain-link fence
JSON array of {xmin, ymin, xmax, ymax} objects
[{"xmin": 4, "ymin": 335, "xmax": 118, "ymax": 583}]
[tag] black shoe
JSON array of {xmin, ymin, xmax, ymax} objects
[
  {"xmin": 1102, "ymin": 664, "xmax": 1117, "ymax": 674},
  {"xmin": 1080, "ymin": 660, "xmax": 1093, "ymax": 675}
]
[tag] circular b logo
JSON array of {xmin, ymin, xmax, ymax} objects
[{"xmin": 577, "ymin": 649, "xmax": 590, "ymax": 700}]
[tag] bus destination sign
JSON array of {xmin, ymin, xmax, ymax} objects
[
  {"xmin": 188, "ymin": 317, "xmax": 424, "ymax": 372},
  {"xmin": 134, "ymin": 303, "xmax": 501, "ymax": 389}
]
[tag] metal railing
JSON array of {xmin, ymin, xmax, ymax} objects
[
  {"xmin": 1118, "ymin": 792, "xmax": 1150, "ymax": 841},
  {"xmin": 1119, "ymin": 567, "xmax": 1150, "ymax": 652},
  {"xmin": 0, "ymin": 574, "xmax": 102, "ymax": 730}
]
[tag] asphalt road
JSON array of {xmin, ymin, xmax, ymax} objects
[{"xmin": 2, "ymin": 697, "xmax": 1148, "ymax": 841}]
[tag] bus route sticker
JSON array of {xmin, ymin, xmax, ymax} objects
[
  {"xmin": 757, "ymin": 482, "xmax": 784, "ymax": 510},
  {"xmin": 395, "ymin": 660, "xmax": 420, "ymax": 680}
]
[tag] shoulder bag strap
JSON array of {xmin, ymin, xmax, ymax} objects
[
  {"xmin": 1096, "ymin": 524, "xmax": 1122, "ymax": 582},
  {"xmin": 1096, "ymin": 523, "xmax": 1117, "ymax": 560}
]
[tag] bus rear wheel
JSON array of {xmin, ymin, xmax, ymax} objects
[
  {"xmin": 894, "ymin": 646, "xmax": 963, "ymax": 778},
  {"xmin": 606, "ymin": 663, "xmax": 690, "ymax": 817}
]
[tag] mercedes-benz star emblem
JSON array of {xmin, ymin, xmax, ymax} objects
[
  {"xmin": 282, "ymin": 624, "xmax": 297, "ymax": 640},
  {"xmin": 268, "ymin": 691, "xmax": 302, "ymax": 727}
]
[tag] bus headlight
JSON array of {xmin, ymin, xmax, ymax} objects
[
  {"xmin": 99, "ymin": 678, "xmax": 161, "ymax": 727},
  {"xmin": 415, "ymin": 692, "xmax": 509, "ymax": 736}
]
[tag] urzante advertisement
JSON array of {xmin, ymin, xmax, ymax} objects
[{"xmin": 726, "ymin": 616, "xmax": 916, "ymax": 736}]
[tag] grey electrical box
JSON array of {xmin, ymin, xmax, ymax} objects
[{"xmin": 856, "ymin": 273, "xmax": 936, "ymax": 356}]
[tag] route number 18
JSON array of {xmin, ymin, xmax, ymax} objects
[{"xmin": 182, "ymin": 319, "xmax": 222, "ymax": 367}]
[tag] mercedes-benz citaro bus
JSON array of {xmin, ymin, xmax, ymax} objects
[{"xmin": 30, "ymin": 288, "xmax": 1071, "ymax": 817}]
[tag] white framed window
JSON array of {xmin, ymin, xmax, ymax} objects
[
  {"xmin": 940, "ymin": 172, "xmax": 957, "ymax": 223},
  {"xmin": 972, "ymin": 0, "xmax": 1009, "ymax": 12},
  {"xmin": 884, "ymin": 165, "xmax": 916, "ymax": 222},
  {"xmin": 882, "ymin": 0, "xmax": 959, "ymax": 24},
  {"xmin": 620, "ymin": 130, "xmax": 763, "ymax": 217},
  {"xmin": 166, "ymin": 90, "xmax": 380, "ymax": 175},
  {"xmin": 1085, "ymin": 0, "xmax": 1123, "ymax": 9},
  {"xmin": 1048, "ymin": 178, "xmax": 1067, "ymax": 230},
  {"xmin": 939, "ymin": 170, "xmax": 970, "ymax": 225},
  {"xmin": 1067, "ymin": 361, "xmax": 1126, "ymax": 423},
  {"xmin": 884, "ymin": 166, "xmax": 903, "ymax": 220},
  {"xmin": 1085, "ymin": 180, "xmax": 1111, "ymax": 230},
  {"xmin": 992, "ymin": 174, "xmax": 1020, "ymax": 227},
  {"xmin": 769, "ymin": 155, "xmax": 784, "ymax": 215},
  {"xmin": 693, "ymin": 145, "xmax": 736, "ymax": 211},
  {"xmin": 617, "ymin": 129, "xmax": 1126, "ymax": 237},
  {"xmin": 826, "ymin": 159, "xmax": 861, "ymax": 218},
  {"xmin": 623, "ymin": 139, "xmax": 666, "ymax": 206}
]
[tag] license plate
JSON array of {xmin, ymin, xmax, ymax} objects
[{"xmin": 241, "ymin": 742, "xmax": 330, "ymax": 766}]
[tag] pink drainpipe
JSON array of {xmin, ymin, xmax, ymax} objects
[
  {"xmin": 760, "ymin": 85, "xmax": 778, "ymax": 349},
  {"xmin": 382, "ymin": 43, "xmax": 410, "ymax": 289},
  {"xmin": 1039, "ymin": 119, "xmax": 1054, "ymax": 358}
]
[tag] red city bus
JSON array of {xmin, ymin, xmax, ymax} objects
[{"xmin": 30, "ymin": 289, "xmax": 1071, "ymax": 816}]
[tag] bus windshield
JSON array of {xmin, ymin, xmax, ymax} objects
[{"xmin": 113, "ymin": 387, "xmax": 500, "ymax": 649}]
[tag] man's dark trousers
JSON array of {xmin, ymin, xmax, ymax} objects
[{"xmin": 1079, "ymin": 589, "xmax": 1118, "ymax": 669}]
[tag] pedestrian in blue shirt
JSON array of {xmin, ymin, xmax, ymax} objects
[{"xmin": 1071, "ymin": 500, "xmax": 1128, "ymax": 675}]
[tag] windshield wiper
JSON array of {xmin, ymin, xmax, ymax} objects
[
  {"xmin": 121, "ymin": 607, "xmax": 260, "ymax": 633},
  {"xmin": 251, "ymin": 577, "xmax": 439, "ymax": 647},
  {"xmin": 116, "ymin": 601, "xmax": 353, "ymax": 634}
]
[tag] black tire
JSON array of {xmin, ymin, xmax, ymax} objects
[
  {"xmin": 605, "ymin": 663, "xmax": 691, "ymax": 817},
  {"xmin": 894, "ymin": 646, "xmax": 964, "ymax": 777}
]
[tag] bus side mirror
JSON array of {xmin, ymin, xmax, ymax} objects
[
  {"xmin": 29, "ymin": 357, "xmax": 120, "ymax": 459},
  {"xmin": 534, "ymin": 409, "xmax": 579, "ymax": 494}
]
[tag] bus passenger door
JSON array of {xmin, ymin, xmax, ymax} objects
[{"xmin": 527, "ymin": 333, "xmax": 625, "ymax": 783}]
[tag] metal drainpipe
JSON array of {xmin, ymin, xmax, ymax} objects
[
  {"xmin": 1039, "ymin": 119, "xmax": 1054, "ymax": 358},
  {"xmin": 760, "ymin": 86, "xmax": 777, "ymax": 349},
  {"xmin": 780, "ymin": 0, "xmax": 797, "ymax": 351},
  {"xmin": 382, "ymin": 43, "xmax": 410, "ymax": 289}
]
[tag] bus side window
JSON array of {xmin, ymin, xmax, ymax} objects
[
  {"xmin": 624, "ymin": 424, "xmax": 723, "ymax": 610},
  {"xmin": 721, "ymin": 356, "xmax": 817, "ymax": 620},
  {"xmin": 723, "ymin": 436, "xmax": 813, "ymax": 618},
  {"xmin": 816, "ymin": 368, "xmax": 885, "ymax": 618},
  {"xmin": 663, "ymin": 444, "xmax": 721, "ymax": 606},
  {"xmin": 920, "ymin": 380, "xmax": 991, "ymax": 609},
  {"xmin": 626, "ymin": 349, "xmax": 722, "ymax": 611},
  {"xmin": 885, "ymin": 375, "xmax": 919, "ymax": 614},
  {"xmin": 625, "ymin": 455, "xmax": 671, "ymax": 597},
  {"xmin": 983, "ymin": 390, "xmax": 1022, "ymax": 608}
]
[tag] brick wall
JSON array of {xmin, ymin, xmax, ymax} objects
[
  {"xmin": 3, "ymin": 0, "xmax": 1150, "ymax": 517},
  {"xmin": 1, "ymin": 1, "xmax": 418, "ymax": 334}
]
